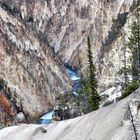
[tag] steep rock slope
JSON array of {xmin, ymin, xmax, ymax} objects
[
  {"xmin": 0, "ymin": 0, "xmax": 134, "ymax": 91},
  {"xmin": 0, "ymin": 0, "xmax": 137, "ymax": 124},
  {"xmin": 0, "ymin": 5, "xmax": 71, "ymax": 121},
  {"xmin": 0, "ymin": 88, "xmax": 140, "ymax": 140}
]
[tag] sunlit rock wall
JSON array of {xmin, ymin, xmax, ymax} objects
[
  {"xmin": 0, "ymin": 0, "xmax": 136, "ymax": 122},
  {"xmin": 0, "ymin": 6, "xmax": 71, "ymax": 121}
]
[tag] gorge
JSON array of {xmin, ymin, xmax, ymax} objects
[{"xmin": 0, "ymin": 0, "xmax": 140, "ymax": 139}]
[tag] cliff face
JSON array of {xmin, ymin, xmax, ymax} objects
[
  {"xmin": 0, "ymin": 0, "xmax": 134, "ymax": 90},
  {"xmin": 0, "ymin": 0, "xmax": 135, "ymax": 124},
  {"xmin": 0, "ymin": 4, "xmax": 71, "ymax": 123}
]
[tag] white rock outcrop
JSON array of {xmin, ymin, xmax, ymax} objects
[{"xmin": 0, "ymin": 89, "xmax": 140, "ymax": 140}]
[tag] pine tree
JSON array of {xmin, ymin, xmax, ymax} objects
[
  {"xmin": 128, "ymin": 0, "xmax": 140, "ymax": 82},
  {"xmin": 86, "ymin": 36, "xmax": 100, "ymax": 111},
  {"xmin": 77, "ymin": 48, "xmax": 90, "ymax": 113},
  {"xmin": 123, "ymin": 39, "xmax": 128, "ymax": 89},
  {"xmin": 121, "ymin": 0, "xmax": 140, "ymax": 97}
]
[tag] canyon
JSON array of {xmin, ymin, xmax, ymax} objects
[{"xmin": 0, "ymin": 0, "xmax": 138, "ymax": 128}]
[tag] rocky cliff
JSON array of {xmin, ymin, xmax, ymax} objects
[
  {"xmin": 0, "ymin": 0, "xmax": 135, "ymax": 89},
  {"xmin": 0, "ymin": 0, "xmax": 136, "ymax": 125},
  {"xmin": 0, "ymin": 1, "xmax": 72, "ymax": 124}
]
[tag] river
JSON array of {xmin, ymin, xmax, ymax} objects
[{"xmin": 38, "ymin": 66, "xmax": 81, "ymax": 124}]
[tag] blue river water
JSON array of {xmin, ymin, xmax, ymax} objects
[
  {"xmin": 37, "ymin": 110, "xmax": 54, "ymax": 124},
  {"xmin": 38, "ymin": 67, "xmax": 80, "ymax": 124},
  {"xmin": 66, "ymin": 67, "xmax": 81, "ymax": 95}
]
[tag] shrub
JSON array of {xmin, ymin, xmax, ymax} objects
[
  {"xmin": 0, "ymin": 95, "xmax": 10, "ymax": 113},
  {"xmin": 122, "ymin": 80, "xmax": 138, "ymax": 98}
]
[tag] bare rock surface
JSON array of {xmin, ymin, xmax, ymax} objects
[
  {"xmin": 0, "ymin": 0, "xmax": 135, "ymax": 91},
  {"xmin": 0, "ymin": 88, "xmax": 140, "ymax": 140},
  {"xmin": 0, "ymin": 0, "xmax": 137, "ymax": 126},
  {"xmin": 0, "ymin": 4, "xmax": 71, "ymax": 121}
]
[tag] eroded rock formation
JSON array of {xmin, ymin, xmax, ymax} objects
[
  {"xmin": 0, "ymin": 0, "xmax": 136, "ymax": 125},
  {"xmin": 0, "ymin": 2, "xmax": 71, "ymax": 124}
]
